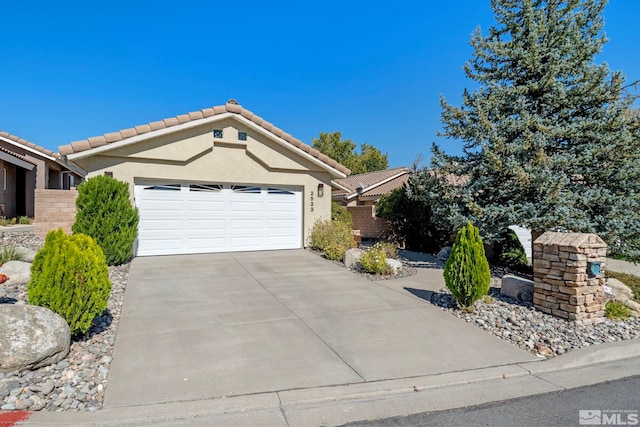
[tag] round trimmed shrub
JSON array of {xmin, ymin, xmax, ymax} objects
[
  {"xmin": 309, "ymin": 219, "xmax": 357, "ymax": 261},
  {"xmin": 72, "ymin": 175, "xmax": 139, "ymax": 266},
  {"xmin": 28, "ymin": 229, "xmax": 112, "ymax": 337},
  {"xmin": 444, "ymin": 222, "xmax": 491, "ymax": 311}
]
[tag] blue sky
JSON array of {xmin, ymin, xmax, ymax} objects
[{"xmin": 1, "ymin": 1, "xmax": 638, "ymax": 169}]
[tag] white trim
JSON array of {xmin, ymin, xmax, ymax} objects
[
  {"xmin": 344, "ymin": 169, "xmax": 409, "ymax": 200},
  {"xmin": 66, "ymin": 113, "xmax": 347, "ymax": 179},
  {"xmin": 0, "ymin": 135, "xmax": 57, "ymax": 161}
]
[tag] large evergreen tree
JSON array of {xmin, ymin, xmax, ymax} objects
[{"xmin": 412, "ymin": 0, "xmax": 640, "ymax": 260}]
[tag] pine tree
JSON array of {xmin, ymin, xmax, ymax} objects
[
  {"xmin": 444, "ymin": 222, "xmax": 491, "ymax": 311},
  {"xmin": 417, "ymin": 0, "xmax": 640, "ymax": 260}
]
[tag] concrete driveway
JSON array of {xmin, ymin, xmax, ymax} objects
[{"xmin": 105, "ymin": 250, "xmax": 535, "ymax": 409}]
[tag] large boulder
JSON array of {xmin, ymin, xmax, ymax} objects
[
  {"xmin": 386, "ymin": 258, "xmax": 403, "ymax": 274},
  {"xmin": 501, "ymin": 274, "xmax": 534, "ymax": 303},
  {"xmin": 0, "ymin": 305, "xmax": 70, "ymax": 373},
  {"xmin": 606, "ymin": 278, "xmax": 634, "ymax": 301},
  {"xmin": 0, "ymin": 261, "xmax": 32, "ymax": 286},
  {"xmin": 436, "ymin": 246, "xmax": 451, "ymax": 261},
  {"xmin": 14, "ymin": 246, "xmax": 38, "ymax": 263},
  {"xmin": 344, "ymin": 248, "xmax": 364, "ymax": 270}
]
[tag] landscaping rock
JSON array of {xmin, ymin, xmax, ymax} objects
[
  {"xmin": 624, "ymin": 300, "xmax": 640, "ymax": 317},
  {"xmin": 0, "ymin": 305, "xmax": 70, "ymax": 373},
  {"xmin": 0, "ymin": 261, "xmax": 32, "ymax": 286},
  {"xmin": 500, "ymin": 274, "xmax": 534, "ymax": 303},
  {"xmin": 386, "ymin": 258, "xmax": 403, "ymax": 274},
  {"xmin": 606, "ymin": 278, "xmax": 634, "ymax": 301},
  {"xmin": 344, "ymin": 248, "xmax": 364, "ymax": 270},
  {"xmin": 436, "ymin": 246, "xmax": 451, "ymax": 261},
  {"xmin": 14, "ymin": 246, "xmax": 38, "ymax": 263}
]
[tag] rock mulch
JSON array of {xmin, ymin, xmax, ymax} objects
[
  {"xmin": 431, "ymin": 273, "xmax": 640, "ymax": 358},
  {"xmin": 0, "ymin": 232, "xmax": 129, "ymax": 412}
]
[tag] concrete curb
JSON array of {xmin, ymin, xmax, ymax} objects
[{"xmin": 22, "ymin": 339, "xmax": 640, "ymax": 426}]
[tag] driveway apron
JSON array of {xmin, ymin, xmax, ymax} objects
[{"xmin": 104, "ymin": 250, "xmax": 535, "ymax": 408}]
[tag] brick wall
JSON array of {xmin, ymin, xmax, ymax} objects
[
  {"xmin": 34, "ymin": 189, "xmax": 78, "ymax": 238},
  {"xmin": 347, "ymin": 205, "xmax": 389, "ymax": 239}
]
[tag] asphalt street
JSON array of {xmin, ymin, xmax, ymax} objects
[{"xmin": 344, "ymin": 374, "xmax": 640, "ymax": 427}]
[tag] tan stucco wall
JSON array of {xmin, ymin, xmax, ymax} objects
[{"xmin": 71, "ymin": 118, "xmax": 334, "ymax": 247}]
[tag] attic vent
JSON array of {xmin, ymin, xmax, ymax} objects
[
  {"xmin": 238, "ymin": 132, "xmax": 247, "ymax": 141},
  {"xmin": 213, "ymin": 129, "xmax": 223, "ymax": 139}
]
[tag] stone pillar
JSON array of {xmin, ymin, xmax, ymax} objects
[{"xmin": 532, "ymin": 231, "xmax": 607, "ymax": 323}]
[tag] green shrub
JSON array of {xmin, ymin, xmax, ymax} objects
[
  {"xmin": 444, "ymin": 222, "xmax": 491, "ymax": 311},
  {"xmin": 604, "ymin": 301, "xmax": 631, "ymax": 320},
  {"xmin": 0, "ymin": 217, "xmax": 17, "ymax": 226},
  {"xmin": 72, "ymin": 175, "xmax": 139, "ymax": 266},
  {"xmin": 495, "ymin": 229, "xmax": 529, "ymax": 271},
  {"xmin": 18, "ymin": 216, "xmax": 32, "ymax": 225},
  {"xmin": 0, "ymin": 245, "xmax": 26, "ymax": 264},
  {"xmin": 309, "ymin": 219, "xmax": 356, "ymax": 261},
  {"xmin": 331, "ymin": 202, "xmax": 353, "ymax": 229},
  {"xmin": 28, "ymin": 229, "xmax": 112, "ymax": 336},
  {"xmin": 360, "ymin": 246, "xmax": 392, "ymax": 275},
  {"xmin": 376, "ymin": 185, "xmax": 453, "ymax": 253},
  {"xmin": 607, "ymin": 271, "xmax": 640, "ymax": 301},
  {"xmin": 373, "ymin": 241, "xmax": 398, "ymax": 259}
]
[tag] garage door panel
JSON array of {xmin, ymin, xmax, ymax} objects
[{"xmin": 135, "ymin": 183, "xmax": 301, "ymax": 256}]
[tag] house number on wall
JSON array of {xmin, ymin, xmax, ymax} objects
[{"xmin": 310, "ymin": 190, "xmax": 314, "ymax": 212}]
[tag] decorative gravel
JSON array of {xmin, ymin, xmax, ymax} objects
[
  {"xmin": 307, "ymin": 248, "xmax": 418, "ymax": 281},
  {"xmin": 0, "ymin": 232, "xmax": 129, "ymax": 412},
  {"xmin": 431, "ymin": 271, "xmax": 640, "ymax": 358}
]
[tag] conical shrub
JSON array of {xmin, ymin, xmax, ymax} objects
[
  {"xmin": 28, "ymin": 229, "xmax": 112, "ymax": 336},
  {"xmin": 443, "ymin": 221, "xmax": 491, "ymax": 311},
  {"xmin": 72, "ymin": 175, "xmax": 139, "ymax": 266}
]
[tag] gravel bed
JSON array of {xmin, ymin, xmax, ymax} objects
[
  {"xmin": 307, "ymin": 248, "xmax": 418, "ymax": 281},
  {"xmin": 431, "ymin": 273, "xmax": 640, "ymax": 358},
  {"xmin": 0, "ymin": 232, "xmax": 129, "ymax": 412}
]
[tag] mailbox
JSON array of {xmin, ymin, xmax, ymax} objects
[{"xmin": 587, "ymin": 261, "xmax": 602, "ymax": 276}]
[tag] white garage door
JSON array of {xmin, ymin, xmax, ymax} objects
[{"xmin": 134, "ymin": 183, "xmax": 302, "ymax": 256}]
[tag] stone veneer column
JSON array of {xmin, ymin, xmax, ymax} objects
[{"xmin": 532, "ymin": 231, "xmax": 607, "ymax": 323}]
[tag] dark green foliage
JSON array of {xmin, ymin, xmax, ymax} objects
[
  {"xmin": 418, "ymin": 0, "xmax": 640, "ymax": 261},
  {"xmin": 444, "ymin": 222, "xmax": 491, "ymax": 311},
  {"xmin": 377, "ymin": 183, "xmax": 453, "ymax": 253},
  {"xmin": 495, "ymin": 229, "xmax": 530, "ymax": 272},
  {"xmin": 28, "ymin": 229, "xmax": 112, "ymax": 337},
  {"xmin": 312, "ymin": 131, "xmax": 389, "ymax": 174},
  {"xmin": 72, "ymin": 175, "xmax": 139, "ymax": 266},
  {"xmin": 309, "ymin": 219, "xmax": 357, "ymax": 261},
  {"xmin": 331, "ymin": 202, "xmax": 353, "ymax": 229}
]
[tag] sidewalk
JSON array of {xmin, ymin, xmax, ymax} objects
[
  {"xmin": 606, "ymin": 257, "xmax": 640, "ymax": 276},
  {"xmin": 19, "ymin": 339, "xmax": 640, "ymax": 426}
]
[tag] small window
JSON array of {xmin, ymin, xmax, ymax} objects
[
  {"xmin": 268, "ymin": 187, "xmax": 294, "ymax": 195},
  {"xmin": 238, "ymin": 131, "xmax": 247, "ymax": 141},
  {"xmin": 2, "ymin": 168, "xmax": 5, "ymax": 191},
  {"xmin": 190, "ymin": 184, "xmax": 223, "ymax": 192},
  {"xmin": 213, "ymin": 129, "xmax": 223, "ymax": 138},
  {"xmin": 231, "ymin": 185, "xmax": 261, "ymax": 194},
  {"xmin": 143, "ymin": 184, "xmax": 181, "ymax": 191}
]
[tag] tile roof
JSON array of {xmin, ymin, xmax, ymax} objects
[
  {"xmin": 58, "ymin": 100, "xmax": 350, "ymax": 176},
  {"xmin": 332, "ymin": 167, "xmax": 409, "ymax": 199},
  {"xmin": 0, "ymin": 146, "xmax": 37, "ymax": 166},
  {"xmin": 0, "ymin": 130, "xmax": 58, "ymax": 158}
]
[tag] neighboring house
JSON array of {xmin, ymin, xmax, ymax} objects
[
  {"xmin": 332, "ymin": 167, "xmax": 409, "ymax": 238},
  {"xmin": 0, "ymin": 130, "xmax": 85, "ymax": 218},
  {"xmin": 58, "ymin": 100, "xmax": 349, "ymax": 256}
]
